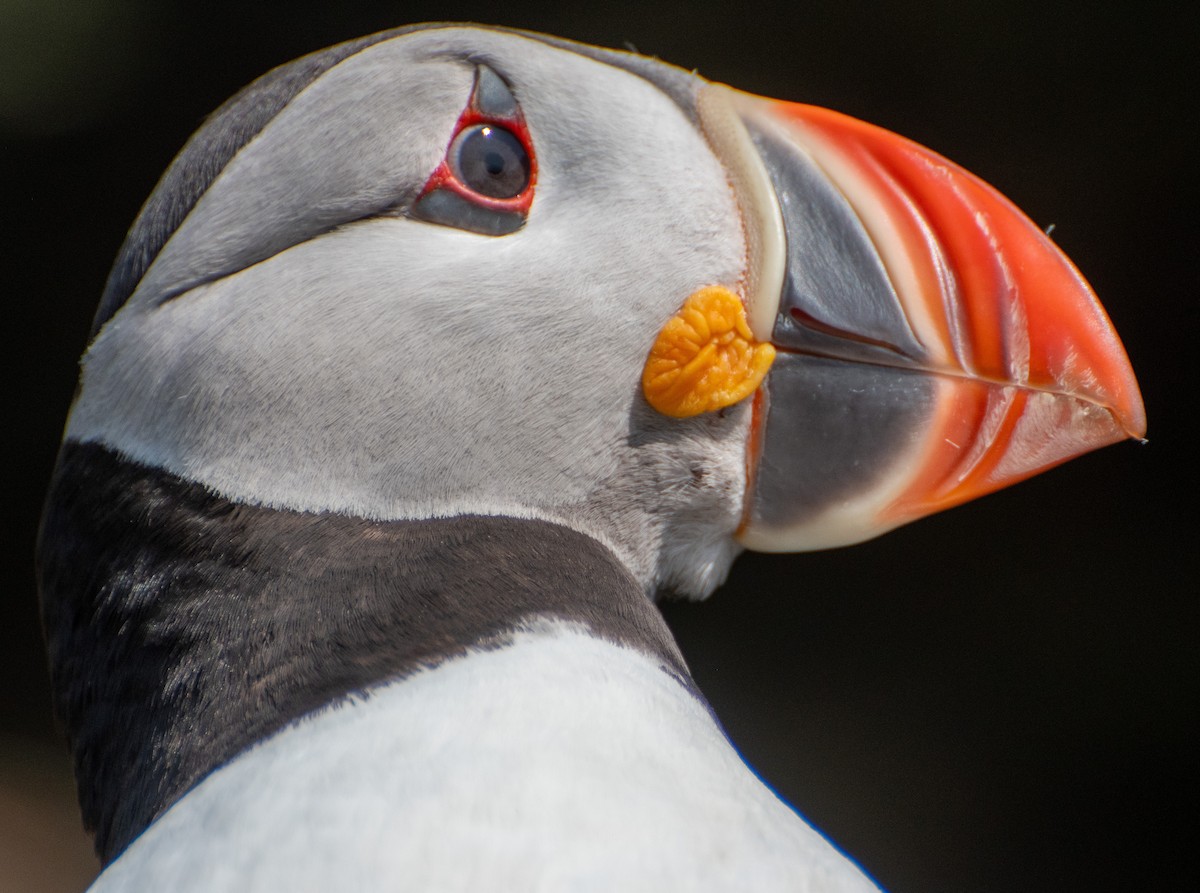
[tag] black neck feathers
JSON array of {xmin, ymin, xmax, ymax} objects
[{"xmin": 37, "ymin": 441, "xmax": 689, "ymax": 865}]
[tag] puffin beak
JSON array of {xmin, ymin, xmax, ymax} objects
[{"xmin": 700, "ymin": 87, "xmax": 1146, "ymax": 552}]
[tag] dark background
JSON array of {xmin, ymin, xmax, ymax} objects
[{"xmin": 2, "ymin": 2, "xmax": 1195, "ymax": 891}]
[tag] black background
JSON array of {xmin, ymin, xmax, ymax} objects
[{"xmin": 2, "ymin": 2, "xmax": 1195, "ymax": 891}]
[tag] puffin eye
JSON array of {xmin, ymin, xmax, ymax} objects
[
  {"xmin": 411, "ymin": 64, "xmax": 536, "ymax": 237},
  {"xmin": 449, "ymin": 124, "xmax": 530, "ymax": 200}
]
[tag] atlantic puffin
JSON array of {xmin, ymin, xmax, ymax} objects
[{"xmin": 37, "ymin": 24, "xmax": 1145, "ymax": 891}]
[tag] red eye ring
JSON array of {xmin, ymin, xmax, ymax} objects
[
  {"xmin": 424, "ymin": 110, "xmax": 536, "ymax": 213},
  {"xmin": 416, "ymin": 68, "xmax": 537, "ymax": 224}
]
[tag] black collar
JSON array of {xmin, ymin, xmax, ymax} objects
[{"xmin": 38, "ymin": 441, "xmax": 692, "ymax": 864}]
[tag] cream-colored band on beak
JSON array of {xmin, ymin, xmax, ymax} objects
[{"xmin": 696, "ymin": 84, "xmax": 786, "ymax": 343}]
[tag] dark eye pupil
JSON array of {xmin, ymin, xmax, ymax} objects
[{"xmin": 450, "ymin": 124, "xmax": 530, "ymax": 199}]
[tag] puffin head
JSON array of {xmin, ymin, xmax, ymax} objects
[{"xmin": 64, "ymin": 24, "xmax": 1144, "ymax": 599}]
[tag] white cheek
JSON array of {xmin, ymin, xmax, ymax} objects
[{"xmin": 68, "ymin": 27, "xmax": 750, "ymax": 596}]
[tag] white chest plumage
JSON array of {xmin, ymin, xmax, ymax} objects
[{"xmin": 91, "ymin": 625, "xmax": 877, "ymax": 892}]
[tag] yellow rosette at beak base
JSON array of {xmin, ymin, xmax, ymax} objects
[{"xmin": 642, "ymin": 286, "xmax": 776, "ymax": 418}]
